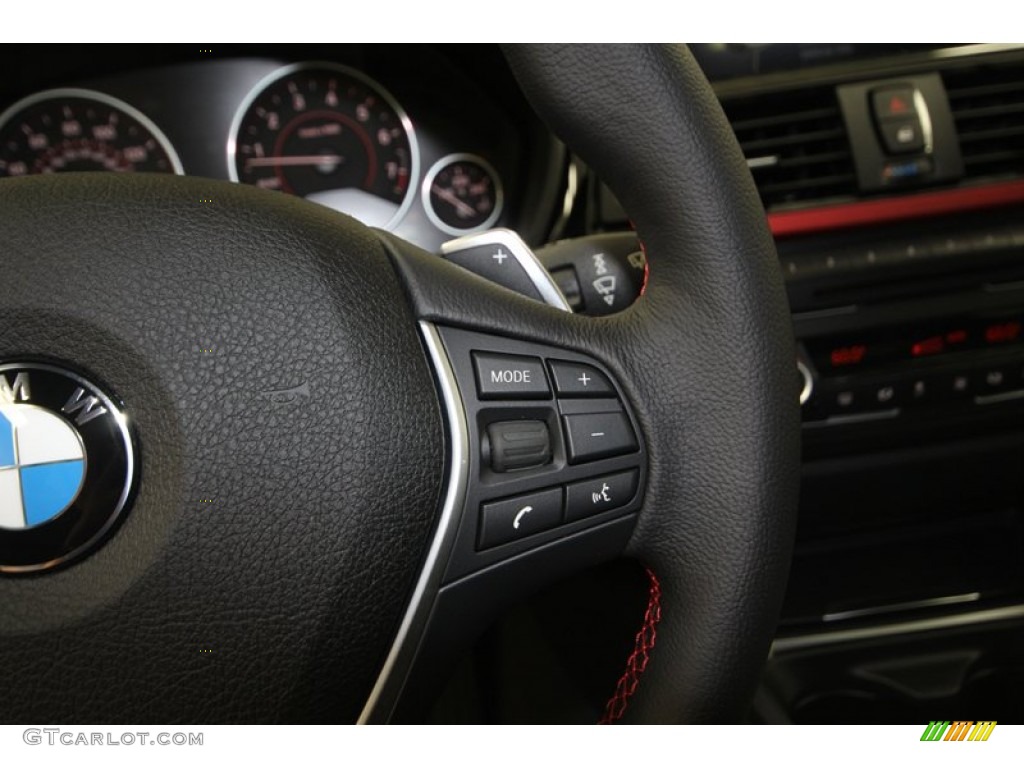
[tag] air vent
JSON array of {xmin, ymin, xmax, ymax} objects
[
  {"xmin": 722, "ymin": 86, "xmax": 857, "ymax": 212},
  {"xmin": 945, "ymin": 61, "xmax": 1024, "ymax": 183}
]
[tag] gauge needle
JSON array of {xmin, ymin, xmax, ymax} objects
[
  {"xmin": 432, "ymin": 184, "xmax": 476, "ymax": 218},
  {"xmin": 245, "ymin": 155, "xmax": 344, "ymax": 168}
]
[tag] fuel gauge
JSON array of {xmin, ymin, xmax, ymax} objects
[{"xmin": 423, "ymin": 153, "xmax": 503, "ymax": 235}]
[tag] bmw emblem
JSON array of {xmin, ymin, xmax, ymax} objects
[{"xmin": 0, "ymin": 362, "xmax": 136, "ymax": 573}]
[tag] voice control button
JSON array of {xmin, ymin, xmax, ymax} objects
[{"xmin": 565, "ymin": 470, "xmax": 639, "ymax": 522}]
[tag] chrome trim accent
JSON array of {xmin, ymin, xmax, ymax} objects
[
  {"xmin": 804, "ymin": 408, "xmax": 900, "ymax": 428},
  {"xmin": 548, "ymin": 157, "xmax": 579, "ymax": 242},
  {"xmin": 226, "ymin": 61, "xmax": 421, "ymax": 232},
  {"xmin": 928, "ymin": 43, "xmax": 1024, "ymax": 61},
  {"xmin": 0, "ymin": 87, "xmax": 184, "ymax": 176},
  {"xmin": 773, "ymin": 604, "xmax": 1024, "ymax": 654},
  {"xmin": 421, "ymin": 153, "xmax": 504, "ymax": 237},
  {"xmin": 357, "ymin": 322, "xmax": 470, "ymax": 724},
  {"xmin": 797, "ymin": 360, "xmax": 813, "ymax": 406},
  {"xmin": 441, "ymin": 228, "xmax": 572, "ymax": 312},
  {"xmin": 822, "ymin": 593, "xmax": 980, "ymax": 623},
  {"xmin": 976, "ymin": 389, "xmax": 1024, "ymax": 406},
  {"xmin": 914, "ymin": 89, "xmax": 935, "ymax": 155},
  {"xmin": 747, "ymin": 155, "xmax": 780, "ymax": 169}
]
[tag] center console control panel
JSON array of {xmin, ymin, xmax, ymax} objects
[
  {"xmin": 801, "ymin": 312, "xmax": 1024, "ymax": 426},
  {"xmin": 787, "ymin": 211, "xmax": 1024, "ymax": 439}
]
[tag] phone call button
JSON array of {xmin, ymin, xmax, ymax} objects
[{"xmin": 478, "ymin": 488, "xmax": 563, "ymax": 549}]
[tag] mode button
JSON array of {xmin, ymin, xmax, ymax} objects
[{"xmin": 473, "ymin": 352, "xmax": 551, "ymax": 399}]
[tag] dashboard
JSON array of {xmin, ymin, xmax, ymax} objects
[
  {"xmin": 0, "ymin": 44, "xmax": 568, "ymax": 252},
  {"xmin": 692, "ymin": 43, "xmax": 1024, "ymax": 726}
]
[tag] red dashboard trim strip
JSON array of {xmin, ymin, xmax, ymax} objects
[{"xmin": 767, "ymin": 180, "xmax": 1024, "ymax": 238}]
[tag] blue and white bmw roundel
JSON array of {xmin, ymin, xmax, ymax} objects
[
  {"xmin": 0, "ymin": 404, "xmax": 87, "ymax": 529},
  {"xmin": 0, "ymin": 362, "xmax": 136, "ymax": 573}
]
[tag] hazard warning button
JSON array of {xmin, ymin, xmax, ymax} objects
[{"xmin": 872, "ymin": 86, "xmax": 918, "ymax": 120}]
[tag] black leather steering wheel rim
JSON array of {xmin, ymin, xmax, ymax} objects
[
  {"xmin": 514, "ymin": 44, "xmax": 800, "ymax": 722},
  {"xmin": 0, "ymin": 43, "xmax": 798, "ymax": 724}
]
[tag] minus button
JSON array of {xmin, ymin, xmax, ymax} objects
[{"xmin": 563, "ymin": 412, "xmax": 638, "ymax": 464}]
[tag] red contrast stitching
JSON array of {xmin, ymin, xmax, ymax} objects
[{"xmin": 598, "ymin": 566, "xmax": 662, "ymax": 724}]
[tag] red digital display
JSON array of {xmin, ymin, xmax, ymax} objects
[
  {"xmin": 831, "ymin": 345, "xmax": 867, "ymax": 367},
  {"xmin": 985, "ymin": 321, "xmax": 1022, "ymax": 344},
  {"xmin": 911, "ymin": 329, "xmax": 969, "ymax": 358},
  {"xmin": 811, "ymin": 316, "xmax": 1022, "ymax": 376},
  {"xmin": 911, "ymin": 336, "xmax": 944, "ymax": 357}
]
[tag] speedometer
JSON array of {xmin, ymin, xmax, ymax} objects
[
  {"xmin": 228, "ymin": 62, "xmax": 419, "ymax": 230},
  {"xmin": 0, "ymin": 88, "xmax": 182, "ymax": 178}
]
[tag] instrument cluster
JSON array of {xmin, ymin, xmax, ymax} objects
[{"xmin": 0, "ymin": 47, "xmax": 558, "ymax": 251}]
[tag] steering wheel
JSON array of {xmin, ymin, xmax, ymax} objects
[{"xmin": 0, "ymin": 44, "xmax": 798, "ymax": 724}]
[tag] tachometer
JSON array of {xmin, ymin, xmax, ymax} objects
[
  {"xmin": 0, "ymin": 88, "xmax": 183, "ymax": 178},
  {"xmin": 228, "ymin": 62, "xmax": 419, "ymax": 230}
]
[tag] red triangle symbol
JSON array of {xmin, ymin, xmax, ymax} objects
[{"xmin": 889, "ymin": 96, "xmax": 909, "ymax": 114}]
